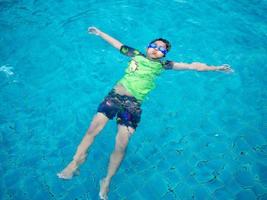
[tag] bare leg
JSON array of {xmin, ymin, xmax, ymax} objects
[
  {"xmin": 99, "ymin": 125, "xmax": 135, "ymax": 200},
  {"xmin": 57, "ymin": 112, "xmax": 109, "ymax": 179}
]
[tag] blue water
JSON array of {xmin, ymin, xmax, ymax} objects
[{"xmin": 1, "ymin": 0, "xmax": 267, "ymax": 199}]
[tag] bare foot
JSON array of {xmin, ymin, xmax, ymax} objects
[
  {"xmin": 57, "ymin": 161, "xmax": 78, "ymax": 180},
  {"xmin": 99, "ymin": 178, "xmax": 109, "ymax": 200}
]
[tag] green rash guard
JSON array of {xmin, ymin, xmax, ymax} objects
[{"xmin": 117, "ymin": 45, "xmax": 174, "ymax": 102}]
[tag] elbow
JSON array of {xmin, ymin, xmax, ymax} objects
[{"xmin": 115, "ymin": 43, "xmax": 123, "ymax": 50}]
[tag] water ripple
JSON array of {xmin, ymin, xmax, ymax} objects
[{"xmin": 0, "ymin": 64, "xmax": 14, "ymax": 77}]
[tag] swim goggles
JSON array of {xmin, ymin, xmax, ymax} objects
[{"xmin": 148, "ymin": 43, "xmax": 168, "ymax": 55}]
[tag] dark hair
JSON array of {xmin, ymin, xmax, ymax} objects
[{"xmin": 150, "ymin": 38, "xmax": 171, "ymax": 52}]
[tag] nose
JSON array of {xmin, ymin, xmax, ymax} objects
[{"xmin": 151, "ymin": 49, "xmax": 158, "ymax": 54}]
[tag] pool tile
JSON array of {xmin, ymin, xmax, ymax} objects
[
  {"xmin": 184, "ymin": 175, "xmax": 199, "ymax": 187},
  {"xmin": 174, "ymin": 182, "xmax": 195, "ymax": 200},
  {"xmin": 127, "ymin": 191, "xmax": 144, "ymax": 200},
  {"xmin": 232, "ymin": 136, "xmax": 250, "ymax": 153},
  {"xmin": 192, "ymin": 185, "xmax": 213, "ymax": 200},
  {"xmin": 163, "ymin": 169, "xmax": 181, "ymax": 187},
  {"xmin": 194, "ymin": 167, "xmax": 214, "ymax": 183},
  {"xmin": 225, "ymin": 178, "xmax": 243, "ymax": 196},
  {"xmin": 175, "ymin": 162, "xmax": 193, "ymax": 179},
  {"xmin": 114, "ymin": 179, "xmax": 137, "ymax": 198},
  {"xmin": 235, "ymin": 189, "xmax": 257, "ymax": 200},
  {"xmin": 234, "ymin": 168, "xmax": 256, "ymax": 187},
  {"xmin": 161, "ymin": 191, "xmax": 177, "ymax": 200},
  {"xmin": 127, "ymin": 173, "xmax": 146, "ymax": 189},
  {"xmin": 62, "ymin": 185, "xmax": 88, "ymax": 200},
  {"xmin": 137, "ymin": 168, "xmax": 154, "ymax": 182},
  {"xmin": 257, "ymin": 193, "xmax": 267, "ymax": 200},
  {"xmin": 139, "ymin": 173, "xmax": 168, "ymax": 199},
  {"xmin": 206, "ymin": 179, "xmax": 225, "ymax": 194},
  {"xmin": 255, "ymin": 163, "xmax": 267, "ymax": 186},
  {"xmin": 108, "ymin": 190, "xmax": 122, "ymax": 200},
  {"xmin": 33, "ymin": 190, "xmax": 53, "ymax": 200},
  {"xmin": 212, "ymin": 187, "xmax": 234, "ymax": 199},
  {"xmin": 156, "ymin": 158, "xmax": 172, "ymax": 172},
  {"xmin": 251, "ymin": 182, "xmax": 267, "ymax": 197},
  {"xmin": 243, "ymin": 132, "xmax": 266, "ymax": 147}
]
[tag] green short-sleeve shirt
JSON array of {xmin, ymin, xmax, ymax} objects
[{"xmin": 118, "ymin": 45, "xmax": 174, "ymax": 102}]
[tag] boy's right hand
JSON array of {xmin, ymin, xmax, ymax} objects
[{"xmin": 88, "ymin": 26, "xmax": 101, "ymax": 35}]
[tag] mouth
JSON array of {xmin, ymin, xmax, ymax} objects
[{"xmin": 151, "ymin": 51, "xmax": 158, "ymax": 56}]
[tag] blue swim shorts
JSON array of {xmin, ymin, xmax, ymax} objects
[{"xmin": 97, "ymin": 89, "xmax": 142, "ymax": 129}]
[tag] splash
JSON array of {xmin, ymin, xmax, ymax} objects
[{"xmin": 0, "ymin": 65, "xmax": 14, "ymax": 77}]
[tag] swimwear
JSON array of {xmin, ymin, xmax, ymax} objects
[
  {"xmin": 97, "ymin": 45, "xmax": 174, "ymax": 129},
  {"xmin": 117, "ymin": 45, "xmax": 174, "ymax": 102},
  {"xmin": 97, "ymin": 89, "xmax": 142, "ymax": 129}
]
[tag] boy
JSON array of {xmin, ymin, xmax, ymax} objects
[{"xmin": 57, "ymin": 26, "xmax": 232, "ymax": 200}]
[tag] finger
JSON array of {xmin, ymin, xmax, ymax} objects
[
  {"xmin": 88, "ymin": 27, "xmax": 96, "ymax": 32},
  {"xmin": 88, "ymin": 29, "xmax": 97, "ymax": 35},
  {"xmin": 222, "ymin": 64, "xmax": 231, "ymax": 68},
  {"xmin": 225, "ymin": 67, "xmax": 234, "ymax": 73}
]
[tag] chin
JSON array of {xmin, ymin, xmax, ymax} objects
[
  {"xmin": 154, "ymin": 55, "xmax": 163, "ymax": 59},
  {"xmin": 149, "ymin": 54, "xmax": 159, "ymax": 59}
]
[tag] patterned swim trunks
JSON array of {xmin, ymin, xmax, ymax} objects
[{"xmin": 97, "ymin": 89, "xmax": 142, "ymax": 129}]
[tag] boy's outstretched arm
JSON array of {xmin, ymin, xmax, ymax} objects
[
  {"xmin": 88, "ymin": 26, "xmax": 123, "ymax": 50},
  {"xmin": 172, "ymin": 62, "xmax": 233, "ymax": 73}
]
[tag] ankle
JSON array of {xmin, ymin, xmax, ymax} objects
[
  {"xmin": 70, "ymin": 160, "xmax": 79, "ymax": 167},
  {"xmin": 73, "ymin": 153, "xmax": 87, "ymax": 164},
  {"xmin": 103, "ymin": 177, "xmax": 111, "ymax": 183}
]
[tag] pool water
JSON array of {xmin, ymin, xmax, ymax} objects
[{"xmin": 1, "ymin": 0, "xmax": 267, "ymax": 199}]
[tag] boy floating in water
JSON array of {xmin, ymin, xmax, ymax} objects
[{"xmin": 57, "ymin": 26, "xmax": 232, "ymax": 199}]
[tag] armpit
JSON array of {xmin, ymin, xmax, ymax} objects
[{"xmin": 163, "ymin": 60, "xmax": 174, "ymax": 70}]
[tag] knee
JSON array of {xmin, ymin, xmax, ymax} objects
[
  {"xmin": 87, "ymin": 123, "xmax": 101, "ymax": 137},
  {"xmin": 115, "ymin": 137, "xmax": 129, "ymax": 153},
  {"xmin": 86, "ymin": 130, "xmax": 97, "ymax": 138},
  {"xmin": 116, "ymin": 143, "xmax": 127, "ymax": 153}
]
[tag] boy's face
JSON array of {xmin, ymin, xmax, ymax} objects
[{"xmin": 146, "ymin": 40, "xmax": 167, "ymax": 59}]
